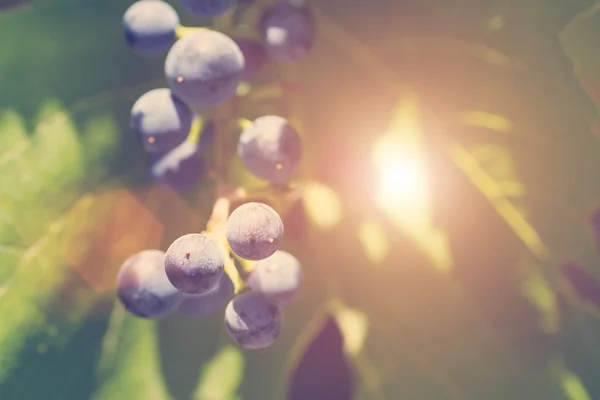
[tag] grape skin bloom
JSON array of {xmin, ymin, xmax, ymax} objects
[
  {"xmin": 225, "ymin": 291, "xmax": 282, "ymax": 350},
  {"xmin": 180, "ymin": 0, "xmax": 234, "ymax": 17},
  {"xmin": 259, "ymin": 2, "xmax": 314, "ymax": 62},
  {"xmin": 226, "ymin": 202, "xmax": 284, "ymax": 261},
  {"xmin": 123, "ymin": 0, "xmax": 180, "ymax": 56},
  {"xmin": 237, "ymin": 115, "xmax": 302, "ymax": 183},
  {"xmin": 178, "ymin": 274, "xmax": 234, "ymax": 317},
  {"xmin": 131, "ymin": 88, "xmax": 192, "ymax": 153},
  {"xmin": 117, "ymin": 250, "xmax": 184, "ymax": 319},
  {"xmin": 165, "ymin": 30, "xmax": 245, "ymax": 109},
  {"xmin": 165, "ymin": 233, "xmax": 224, "ymax": 295},
  {"xmin": 246, "ymin": 250, "xmax": 301, "ymax": 306}
]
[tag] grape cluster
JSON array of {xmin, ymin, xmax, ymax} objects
[
  {"xmin": 118, "ymin": 0, "xmax": 312, "ymax": 350},
  {"xmin": 124, "ymin": 0, "xmax": 313, "ymax": 191},
  {"xmin": 117, "ymin": 204, "xmax": 303, "ymax": 350}
]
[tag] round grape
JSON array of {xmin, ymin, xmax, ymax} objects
[
  {"xmin": 131, "ymin": 88, "xmax": 192, "ymax": 153},
  {"xmin": 178, "ymin": 274, "xmax": 234, "ymax": 317},
  {"xmin": 123, "ymin": 0, "xmax": 179, "ymax": 56},
  {"xmin": 165, "ymin": 30, "xmax": 245, "ymax": 109},
  {"xmin": 148, "ymin": 140, "xmax": 205, "ymax": 192},
  {"xmin": 235, "ymin": 38, "xmax": 267, "ymax": 80},
  {"xmin": 246, "ymin": 250, "xmax": 301, "ymax": 306},
  {"xmin": 117, "ymin": 250, "xmax": 184, "ymax": 319},
  {"xmin": 259, "ymin": 2, "xmax": 314, "ymax": 62},
  {"xmin": 237, "ymin": 115, "xmax": 301, "ymax": 183},
  {"xmin": 225, "ymin": 291, "xmax": 282, "ymax": 349},
  {"xmin": 180, "ymin": 0, "xmax": 234, "ymax": 17},
  {"xmin": 226, "ymin": 202, "xmax": 284, "ymax": 261},
  {"xmin": 165, "ymin": 233, "xmax": 224, "ymax": 295}
]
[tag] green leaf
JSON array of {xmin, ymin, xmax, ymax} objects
[
  {"xmin": 92, "ymin": 304, "xmax": 173, "ymax": 400},
  {"xmin": 193, "ymin": 345, "xmax": 244, "ymax": 400}
]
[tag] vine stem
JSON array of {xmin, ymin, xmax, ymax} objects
[{"xmin": 204, "ymin": 189, "xmax": 249, "ymax": 295}]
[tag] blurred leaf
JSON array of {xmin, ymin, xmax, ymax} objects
[
  {"xmin": 0, "ymin": 102, "xmax": 118, "ymax": 395},
  {"xmin": 62, "ymin": 188, "xmax": 163, "ymax": 293},
  {"xmin": 288, "ymin": 314, "xmax": 355, "ymax": 400},
  {"xmin": 331, "ymin": 300, "xmax": 369, "ymax": 358},
  {"xmin": 357, "ymin": 219, "xmax": 389, "ymax": 264},
  {"xmin": 302, "ymin": 181, "xmax": 342, "ymax": 229},
  {"xmin": 559, "ymin": 262, "xmax": 600, "ymax": 316},
  {"xmin": 193, "ymin": 345, "xmax": 244, "ymax": 400},
  {"xmin": 519, "ymin": 258, "xmax": 561, "ymax": 334},
  {"xmin": 456, "ymin": 110, "xmax": 513, "ymax": 133},
  {"xmin": 92, "ymin": 304, "xmax": 173, "ymax": 400},
  {"xmin": 561, "ymin": 371, "xmax": 592, "ymax": 400}
]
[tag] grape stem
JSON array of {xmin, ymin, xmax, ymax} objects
[
  {"xmin": 175, "ymin": 25, "xmax": 207, "ymax": 39},
  {"xmin": 204, "ymin": 192, "xmax": 248, "ymax": 295}
]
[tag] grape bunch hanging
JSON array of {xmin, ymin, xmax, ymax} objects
[{"xmin": 117, "ymin": 0, "xmax": 314, "ymax": 350}]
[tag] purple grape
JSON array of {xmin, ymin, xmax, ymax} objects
[
  {"xmin": 237, "ymin": 115, "xmax": 302, "ymax": 183},
  {"xmin": 165, "ymin": 233, "xmax": 225, "ymax": 295},
  {"xmin": 117, "ymin": 250, "xmax": 184, "ymax": 319},
  {"xmin": 259, "ymin": 2, "xmax": 314, "ymax": 62},
  {"xmin": 180, "ymin": 0, "xmax": 234, "ymax": 17},
  {"xmin": 226, "ymin": 202, "xmax": 284, "ymax": 261},
  {"xmin": 123, "ymin": 0, "xmax": 179, "ymax": 56},
  {"xmin": 178, "ymin": 274, "xmax": 234, "ymax": 317},
  {"xmin": 225, "ymin": 291, "xmax": 282, "ymax": 349},
  {"xmin": 148, "ymin": 140, "xmax": 204, "ymax": 192},
  {"xmin": 131, "ymin": 88, "xmax": 192, "ymax": 153},
  {"xmin": 234, "ymin": 38, "xmax": 267, "ymax": 80},
  {"xmin": 246, "ymin": 250, "xmax": 301, "ymax": 306},
  {"xmin": 165, "ymin": 30, "xmax": 245, "ymax": 109}
]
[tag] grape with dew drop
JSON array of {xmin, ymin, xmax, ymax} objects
[
  {"xmin": 226, "ymin": 202, "xmax": 284, "ymax": 261},
  {"xmin": 165, "ymin": 233, "xmax": 225, "ymax": 295},
  {"xmin": 117, "ymin": 250, "xmax": 184, "ymax": 319}
]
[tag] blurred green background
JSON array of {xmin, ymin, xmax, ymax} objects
[{"xmin": 3, "ymin": 0, "xmax": 600, "ymax": 399}]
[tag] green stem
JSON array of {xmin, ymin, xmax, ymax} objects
[
  {"xmin": 175, "ymin": 25, "xmax": 207, "ymax": 39},
  {"xmin": 205, "ymin": 196, "xmax": 248, "ymax": 294}
]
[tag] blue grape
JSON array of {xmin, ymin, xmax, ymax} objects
[
  {"xmin": 123, "ymin": 0, "xmax": 179, "ymax": 56},
  {"xmin": 226, "ymin": 202, "xmax": 284, "ymax": 261},
  {"xmin": 148, "ymin": 140, "xmax": 204, "ymax": 192},
  {"xmin": 246, "ymin": 250, "xmax": 301, "ymax": 306},
  {"xmin": 235, "ymin": 38, "xmax": 267, "ymax": 80},
  {"xmin": 165, "ymin": 30, "xmax": 245, "ymax": 109},
  {"xmin": 165, "ymin": 233, "xmax": 225, "ymax": 295},
  {"xmin": 237, "ymin": 115, "xmax": 302, "ymax": 183},
  {"xmin": 178, "ymin": 273, "xmax": 234, "ymax": 317},
  {"xmin": 225, "ymin": 291, "xmax": 282, "ymax": 349},
  {"xmin": 259, "ymin": 2, "xmax": 314, "ymax": 62},
  {"xmin": 180, "ymin": 0, "xmax": 234, "ymax": 17},
  {"xmin": 117, "ymin": 250, "xmax": 184, "ymax": 319},
  {"xmin": 131, "ymin": 88, "xmax": 192, "ymax": 153}
]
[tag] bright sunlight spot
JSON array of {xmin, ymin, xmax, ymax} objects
[
  {"xmin": 373, "ymin": 135, "xmax": 427, "ymax": 210},
  {"xmin": 372, "ymin": 97, "xmax": 453, "ymax": 272}
]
